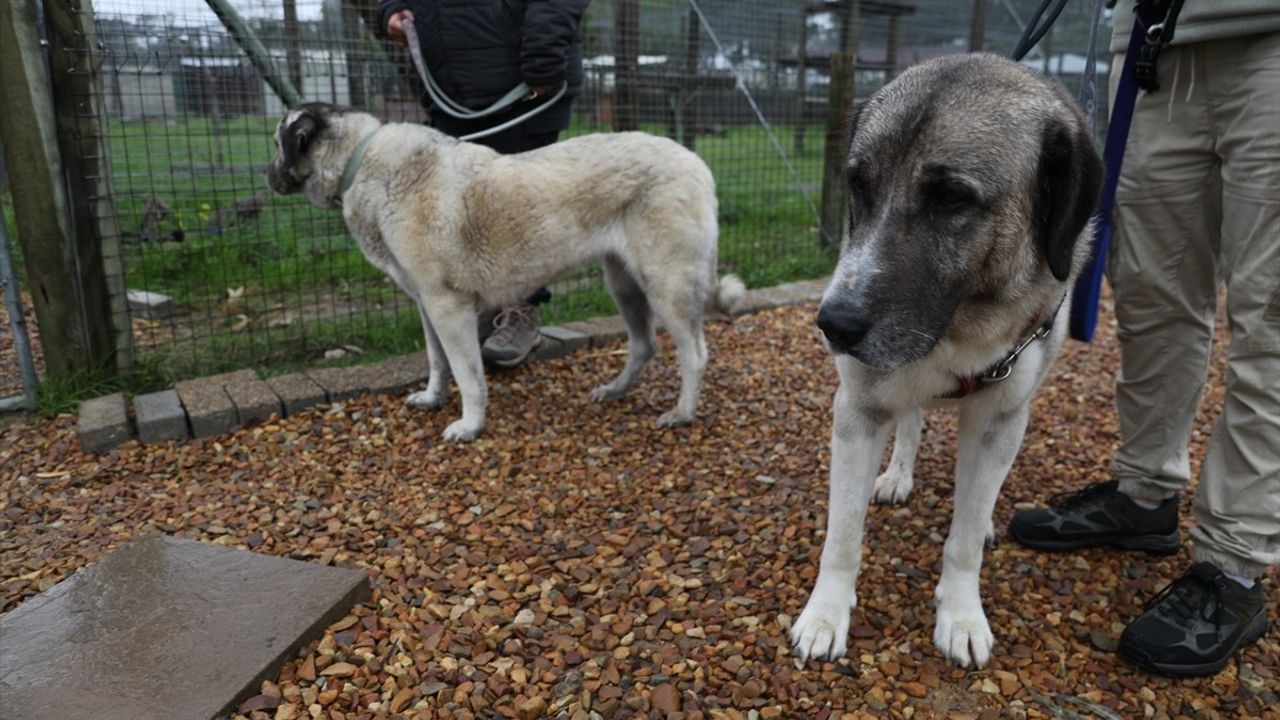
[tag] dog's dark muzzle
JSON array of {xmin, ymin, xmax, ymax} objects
[{"xmin": 265, "ymin": 162, "xmax": 302, "ymax": 195}]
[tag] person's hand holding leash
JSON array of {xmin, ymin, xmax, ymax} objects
[
  {"xmin": 527, "ymin": 81, "xmax": 566, "ymax": 100},
  {"xmin": 386, "ymin": 9, "xmax": 414, "ymax": 46}
]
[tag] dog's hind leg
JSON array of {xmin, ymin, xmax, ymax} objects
[
  {"xmin": 406, "ymin": 301, "xmax": 452, "ymax": 410},
  {"xmin": 791, "ymin": 374, "xmax": 893, "ymax": 661},
  {"xmin": 590, "ymin": 256, "xmax": 656, "ymax": 402},
  {"xmin": 421, "ymin": 293, "xmax": 487, "ymax": 442},
  {"xmin": 647, "ymin": 287, "xmax": 708, "ymax": 428},
  {"xmin": 932, "ymin": 402, "xmax": 1028, "ymax": 668},
  {"xmin": 873, "ymin": 407, "xmax": 923, "ymax": 504}
]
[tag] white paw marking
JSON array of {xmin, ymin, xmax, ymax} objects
[
  {"xmin": 790, "ymin": 585, "xmax": 854, "ymax": 661},
  {"xmin": 933, "ymin": 597, "xmax": 995, "ymax": 668},
  {"xmin": 406, "ymin": 389, "xmax": 445, "ymax": 410},
  {"xmin": 442, "ymin": 419, "xmax": 481, "ymax": 443},
  {"xmin": 656, "ymin": 409, "xmax": 693, "ymax": 428},
  {"xmin": 872, "ymin": 467, "xmax": 914, "ymax": 504},
  {"xmin": 589, "ymin": 383, "xmax": 625, "ymax": 402}
]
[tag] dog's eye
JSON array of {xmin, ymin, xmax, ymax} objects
[
  {"xmin": 927, "ymin": 181, "xmax": 973, "ymax": 212},
  {"xmin": 847, "ymin": 169, "xmax": 874, "ymax": 211}
]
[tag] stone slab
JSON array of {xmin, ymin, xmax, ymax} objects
[
  {"xmin": 176, "ymin": 369, "xmax": 257, "ymax": 439},
  {"xmin": 370, "ymin": 352, "xmax": 429, "ymax": 396},
  {"xmin": 77, "ymin": 392, "xmax": 134, "ymax": 453},
  {"xmin": 134, "ymin": 389, "xmax": 189, "ymax": 444},
  {"xmin": 563, "ymin": 315, "xmax": 629, "ymax": 348},
  {"xmin": 126, "ymin": 288, "xmax": 177, "ymax": 320},
  {"xmin": 533, "ymin": 334, "xmax": 567, "ymax": 361},
  {"xmin": 540, "ymin": 325, "xmax": 590, "ymax": 353},
  {"xmin": 0, "ymin": 535, "xmax": 369, "ymax": 720},
  {"xmin": 224, "ymin": 377, "xmax": 282, "ymax": 427},
  {"xmin": 305, "ymin": 365, "xmax": 378, "ymax": 403},
  {"xmin": 266, "ymin": 373, "xmax": 327, "ymax": 416}
]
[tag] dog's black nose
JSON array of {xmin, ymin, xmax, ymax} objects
[{"xmin": 817, "ymin": 303, "xmax": 871, "ymax": 353}]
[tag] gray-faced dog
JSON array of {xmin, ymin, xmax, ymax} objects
[
  {"xmin": 266, "ymin": 103, "xmax": 743, "ymax": 442},
  {"xmin": 789, "ymin": 54, "xmax": 1102, "ymax": 668}
]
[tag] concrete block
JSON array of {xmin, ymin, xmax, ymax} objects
[
  {"xmin": 540, "ymin": 325, "xmax": 590, "ymax": 353},
  {"xmin": 369, "ymin": 352, "xmax": 429, "ymax": 396},
  {"xmin": 224, "ymin": 377, "xmax": 282, "ymax": 427},
  {"xmin": 533, "ymin": 334, "xmax": 567, "ymax": 361},
  {"xmin": 134, "ymin": 389, "xmax": 189, "ymax": 443},
  {"xmin": 306, "ymin": 365, "xmax": 378, "ymax": 403},
  {"xmin": 77, "ymin": 392, "xmax": 133, "ymax": 452},
  {"xmin": 176, "ymin": 369, "xmax": 256, "ymax": 439},
  {"xmin": 0, "ymin": 536, "xmax": 369, "ymax": 720},
  {"xmin": 266, "ymin": 373, "xmax": 327, "ymax": 416}
]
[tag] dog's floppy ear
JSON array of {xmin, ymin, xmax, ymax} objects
[
  {"xmin": 1034, "ymin": 118, "xmax": 1103, "ymax": 281},
  {"xmin": 280, "ymin": 107, "xmax": 324, "ymax": 174}
]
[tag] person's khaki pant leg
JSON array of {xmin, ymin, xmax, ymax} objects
[
  {"xmin": 1188, "ymin": 34, "xmax": 1280, "ymax": 578},
  {"xmin": 1108, "ymin": 43, "xmax": 1222, "ymax": 504}
]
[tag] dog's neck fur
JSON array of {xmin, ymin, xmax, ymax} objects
[{"xmin": 305, "ymin": 113, "xmax": 384, "ymax": 209}]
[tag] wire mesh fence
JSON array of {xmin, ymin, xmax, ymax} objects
[{"xmin": 17, "ymin": 0, "xmax": 1110, "ymax": 382}]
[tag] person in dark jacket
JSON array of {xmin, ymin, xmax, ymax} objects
[{"xmin": 378, "ymin": 0, "xmax": 589, "ymax": 366}]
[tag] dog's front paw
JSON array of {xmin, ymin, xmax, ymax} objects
[
  {"xmin": 656, "ymin": 409, "xmax": 693, "ymax": 428},
  {"xmin": 442, "ymin": 419, "xmax": 482, "ymax": 443},
  {"xmin": 406, "ymin": 389, "xmax": 445, "ymax": 410},
  {"xmin": 789, "ymin": 589, "xmax": 854, "ymax": 662},
  {"xmin": 933, "ymin": 599, "xmax": 995, "ymax": 668},
  {"xmin": 872, "ymin": 467, "xmax": 914, "ymax": 504}
]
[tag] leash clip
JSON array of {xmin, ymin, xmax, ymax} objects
[{"xmin": 985, "ymin": 324, "xmax": 1053, "ymax": 384}]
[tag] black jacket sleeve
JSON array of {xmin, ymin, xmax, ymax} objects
[
  {"xmin": 519, "ymin": 0, "xmax": 589, "ymax": 86},
  {"xmin": 375, "ymin": 0, "xmax": 411, "ymax": 39}
]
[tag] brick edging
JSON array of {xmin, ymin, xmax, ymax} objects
[{"xmin": 76, "ymin": 277, "xmax": 829, "ymax": 452}]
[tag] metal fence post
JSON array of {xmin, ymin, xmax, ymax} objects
[
  {"xmin": 0, "ymin": 212, "xmax": 39, "ymax": 412},
  {"xmin": 0, "ymin": 0, "xmax": 120, "ymax": 379}
]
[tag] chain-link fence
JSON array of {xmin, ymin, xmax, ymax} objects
[{"xmin": 24, "ymin": 0, "xmax": 1109, "ymax": 381}]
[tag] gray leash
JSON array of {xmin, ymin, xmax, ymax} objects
[{"xmin": 402, "ymin": 21, "xmax": 565, "ymax": 141}]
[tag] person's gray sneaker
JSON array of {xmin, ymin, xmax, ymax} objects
[
  {"xmin": 477, "ymin": 307, "xmax": 500, "ymax": 344},
  {"xmin": 481, "ymin": 303, "xmax": 542, "ymax": 368}
]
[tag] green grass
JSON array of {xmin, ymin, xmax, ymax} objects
[{"xmin": 37, "ymin": 115, "xmax": 837, "ymax": 388}]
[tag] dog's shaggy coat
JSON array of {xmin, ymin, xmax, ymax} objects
[{"xmin": 267, "ymin": 104, "xmax": 742, "ymax": 441}]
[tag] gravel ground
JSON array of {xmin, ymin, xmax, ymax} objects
[
  {"xmin": 0, "ymin": 291, "xmax": 41, "ymax": 400},
  {"xmin": 1, "ymin": 295, "xmax": 1275, "ymax": 720}
]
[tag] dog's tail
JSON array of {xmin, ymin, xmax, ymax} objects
[{"xmin": 710, "ymin": 273, "xmax": 747, "ymax": 316}]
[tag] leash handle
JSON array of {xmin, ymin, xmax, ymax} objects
[{"xmin": 1069, "ymin": 8, "xmax": 1148, "ymax": 342}]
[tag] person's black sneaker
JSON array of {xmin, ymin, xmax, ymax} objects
[
  {"xmin": 1007, "ymin": 480, "xmax": 1180, "ymax": 554},
  {"xmin": 1119, "ymin": 562, "xmax": 1268, "ymax": 677}
]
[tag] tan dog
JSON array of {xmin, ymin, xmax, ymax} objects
[
  {"xmin": 790, "ymin": 54, "xmax": 1102, "ymax": 668},
  {"xmin": 266, "ymin": 103, "xmax": 743, "ymax": 441}
]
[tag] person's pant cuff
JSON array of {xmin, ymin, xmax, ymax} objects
[
  {"xmin": 1193, "ymin": 544, "xmax": 1268, "ymax": 580},
  {"xmin": 1117, "ymin": 478, "xmax": 1179, "ymax": 504}
]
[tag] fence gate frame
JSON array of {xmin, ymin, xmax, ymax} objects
[{"xmin": 0, "ymin": 0, "xmax": 130, "ymax": 384}]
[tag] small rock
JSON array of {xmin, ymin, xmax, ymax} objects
[
  {"xmin": 650, "ymin": 683, "xmax": 679, "ymax": 714},
  {"xmin": 238, "ymin": 694, "xmax": 280, "ymax": 713},
  {"xmin": 517, "ymin": 696, "xmax": 547, "ymax": 720},
  {"xmin": 320, "ymin": 661, "xmax": 357, "ymax": 677},
  {"xmin": 296, "ymin": 656, "xmax": 316, "ymax": 682},
  {"xmin": 389, "ymin": 687, "xmax": 416, "ymax": 713},
  {"xmin": 513, "ymin": 608, "xmax": 536, "ymax": 626},
  {"xmin": 903, "ymin": 682, "xmax": 927, "ymax": 698},
  {"xmin": 1089, "ymin": 628, "xmax": 1118, "ymax": 652}
]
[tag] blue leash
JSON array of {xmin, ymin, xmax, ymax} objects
[{"xmin": 1068, "ymin": 9, "xmax": 1148, "ymax": 341}]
